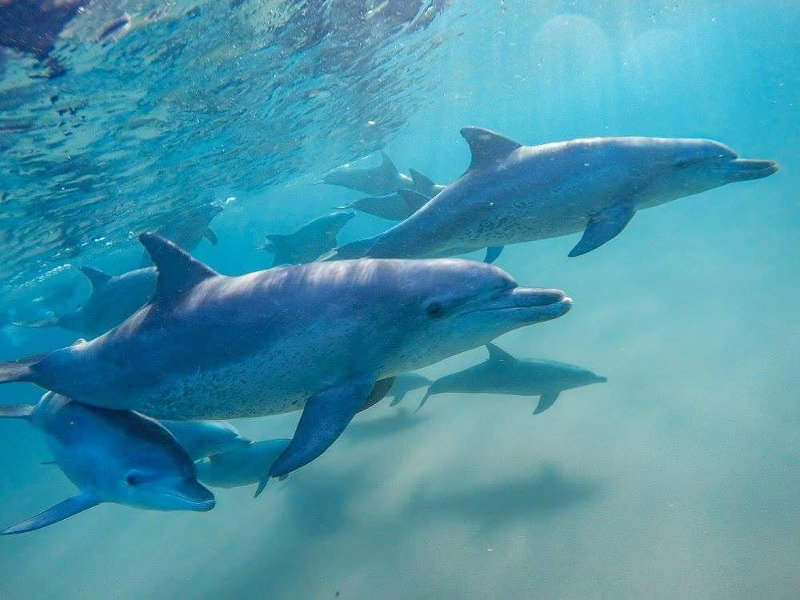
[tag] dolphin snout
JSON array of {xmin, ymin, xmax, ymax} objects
[
  {"xmin": 726, "ymin": 158, "xmax": 779, "ymax": 182},
  {"xmin": 499, "ymin": 287, "xmax": 572, "ymax": 323},
  {"xmin": 510, "ymin": 287, "xmax": 566, "ymax": 307}
]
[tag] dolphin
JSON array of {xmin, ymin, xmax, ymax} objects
[
  {"xmin": 337, "ymin": 169, "xmax": 446, "ymax": 221},
  {"xmin": 322, "ymin": 152, "xmax": 412, "ymax": 195},
  {"xmin": 259, "ymin": 211, "xmax": 354, "ymax": 266},
  {"xmin": 141, "ymin": 203, "xmax": 222, "ymax": 267},
  {"xmin": 161, "ymin": 420, "xmax": 252, "ymax": 461},
  {"xmin": 330, "ymin": 128, "xmax": 778, "ymax": 263},
  {"xmin": 415, "ymin": 343, "xmax": 606, "ymax": 414},
  {"xmin": 196, "ymin": 439, "xmax": 291, "ymax": 497},
  {"xmin": 0, "ymin": 234, "xmax": 572, "ymax": 478},
  {"xmin": 387, "ymin": 373, "xmax": 432, "ymax": 407},
  {"xmin": 13, "ymin": 266, "xmax": 157, "ymax": 338},
  {"xmin": 0, "ymin": 392, "xmax": 215, "ymax": 535}
]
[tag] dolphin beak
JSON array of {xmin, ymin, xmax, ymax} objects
[
  {"xmin": 482, "ymin": 287, "xmax": 572, "ymax": 323},
  {"xmin": 171, "ymin": 480, "xmax": 216, "ymax": 512},
  {"xmin": 725, "ymin": 158, "xmax": 779, "ymax": 182}
]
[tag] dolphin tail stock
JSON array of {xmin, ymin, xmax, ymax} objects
[
  {"xmin": 0, "ymin": 404, "xmax": 35, "ymax": 420},
  {"xmin": 2, "ymin": 493, "xmax": 100, "ymax": 535},
  {"xmin": 0, "ymin": 353, "xmax": 45, "ymax": 385}
]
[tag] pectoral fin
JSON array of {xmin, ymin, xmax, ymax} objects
[
  {"xmin": 269, "ymin": 375, "xmax": 375, "ymax": 477},
  {"xmin": 484, "ymin": 246, "xmax": 504, "ymax": 264},
  {"xmin": 568, "ymin": 204, "xmax": 636, "ymax": 257},
  {"xmin": 203, "ymin": 227, "xmax": 218, "ymax": 245},
  {"xmin": 533, "ymin": 391, "xmax": 560, "ymax": 415},
  {"xmin": 2, "ymin": 493, "xmax": 100, "ymax": 535}
]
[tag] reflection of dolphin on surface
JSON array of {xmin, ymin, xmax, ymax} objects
[
  {"xmin": 322, "ymin": 151, "xmax": 412, "ymax": 195},
  {"xmin": 196, "ymin": 439, "xmax": 291, "ymax": 497},
  {"xmin": 259, "ymin": 211, "xmax": 354, "ymax": 266},
  {"xmin": 415, "ymin": 343, "xmax": 606, "ymax": 415},
  {"xmin": 0, "ymin": 392, "xmax": 214, "ymax": 535},
  {"xmin": 0, "ymin": 234, "xmax": 572, "ymax": 479},
  {"xmin": 330, "ymin": 128, "xmax": 778, "ymax": 263},
  {"xmin": 13, "ymin": 267, "xmax": 157, "ymax": 338}
]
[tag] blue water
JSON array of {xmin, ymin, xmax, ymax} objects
[{"xmin": 0, "ymin": 1, "xmax": 798, "ymax": 598}]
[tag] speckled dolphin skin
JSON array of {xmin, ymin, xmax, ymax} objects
[
  {"xmin": 0, "ymin": 234, "xmax": 571, "ymax": 477},
  {"xmin": 334, "ymin": 128, "xmax": 778, "ymax": 262}
]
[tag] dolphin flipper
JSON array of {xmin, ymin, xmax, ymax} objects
[
  {"xmin": 533, "ymin": 391, "xmax": 560, "ymax": 415},
  {"xmin": 484, "ymin": 246, "xmax": 504, "ymax": 264},
  {"xmin": 359, "ymin": 377, "xmax": 396, "ymax": 412},
  {"xmin": 2, "ymin": 493, "xmax": 100, "ymax": 535},
  {"xmin": 203, "ymin": 228, "xmax": 218, "ymax": 245},
  {"xmin": 568, "ymin": 204, "xmax": 635, "ymax": 257},
  {"xmin": 414, "ymin": 390, "xmax": 432, "ymax": 413},
  {"xmin": 254, "ymin": 477, "xmax": 269, "ymax": 498},
  {"xmin": 269, "ymin": 376, "xmax": 375, "ymax": 477}
]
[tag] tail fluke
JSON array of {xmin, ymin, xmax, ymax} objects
[
  {"xmin": 0, "ymin": 354, "xmax": 43, "ymax": 385},
  {"xmin": 0, "ymin": 404, "xmax": 35, "ymax": 419}
]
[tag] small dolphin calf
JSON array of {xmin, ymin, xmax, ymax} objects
[
  {"xmin": 322, "ymin": 152, "xmax": 412, "ymax": 195},
  {"xmin": 196, "ymin": 439, "xmax": 291, "ymax": 497},
  {"xmin": 0, "ymin": 234, "xmax": 571, "ymax": 478},
  {"xmin": 416, "ymin": 344, "xmax": 606, "ymax": 414},
  {"xmin": 334, "ymin": 128, "xmax": 778, "ymax": 262},
  {"xmin": 259, "ymin": 211, "xmax": 354, "ymax": 266},
  {"xmin": 13, "ymin": 267, "xmax": 157, "ymax": 337},
  {"xmin": 161, "ymin": 420, "xmax": 251, "ymax": 461},
  {"xmin": 0, "ymin": 392, "xmax": 214, "ymax": 535}
]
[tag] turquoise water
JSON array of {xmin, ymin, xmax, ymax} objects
[{"xmin": 0, "ymin": 1, "xmax": 798, "ymax": 598}]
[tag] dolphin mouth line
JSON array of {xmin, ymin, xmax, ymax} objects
[
  {"xmin": 161, "ymin": 493, "xmax": 216, "ymax": 511},
  {"xmin": 468, "ymin": 291, "xmax": 573, "ymax": 320}
]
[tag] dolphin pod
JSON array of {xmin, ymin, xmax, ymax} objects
[
  {"xmin": 0, "ymin": 233, "xmax": 571, "ymax": 480},
  {"xmin": 0, "ymin": 392, "xmax": 214, "ymax": 535},
  {"xmin": 330, "ymin": 129, "xmax": 778, "ymax": 262}
]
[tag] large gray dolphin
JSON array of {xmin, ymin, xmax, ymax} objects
[
  {"xmin": 337, "ymin": 169, "xmax": 446, "ymax": 221},
  {"xmin": 322, "ymin": 151, "xmax": 412, "ymax": 195},
  {"xmin": 0, "ymin": 234, "xmax": 572, "ymax": 478},
  {"xmin": 0, "ymin": 392, "xmax": 214, "ymax": 535},
  {"xmin": 13, "ymin": 266, "xmax": 157, "ymax": 338},
  {"xmin": 415, "ymin": 343, "xmax": 606, "ymax": 414},
  {"xmin": 196, "ymin": 439, "xmax": 291, "ymax": 497},
  {"xmin": 161, "ymin": 420, "xmax": 251, "ymax": 461},
  {"xmin": 331, "ymin": 128, "xmax": 778, "ymax": 262},
  {"xmin": 259, "ymin": 211, "xmax": 354, "ymax": 266}
]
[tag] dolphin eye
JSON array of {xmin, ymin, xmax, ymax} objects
[
  {"xmin": 125, "ymin": 471, "xmax": 142, "ymax": 486},
  {"xmin": 426, "ymin": 301, "xmax": 444, "ymax": 318}
]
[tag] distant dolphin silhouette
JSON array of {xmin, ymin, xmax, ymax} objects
[
  {"xmin": 0, "ymin": 234, "xmax": 572, "ymax": 479},
  {"xmin": 330, "ymin": 128, "xmax": 778, "ymax": 263},
  {"xmin": 141, "ymin": 203, "xmax": 222, "ymax": 267},
  {"xmin": 13, "ymin": 266, "xmax": 157, "ymax": 338},
  {"xmin": 416, "ymin": 343, "xmax": 606, "ymax": 414},
  {"xmin": 0, "ymin": 392, "xmax": 214, "ymax": 535},
  {"xmin": 322, "ymin": 152, "xmax": 412, "ymax": 195},
  {"xmin": 259, "ymin": 211, "xmax": 354, "ymax": 266},
  {"xmin": 337, "ymin": 169, "xmax": 446, "ymax": 220}
]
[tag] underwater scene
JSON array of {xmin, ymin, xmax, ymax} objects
[{"xmin": 0, "ymin": 1, "xmax": 798, "ymax": 598}]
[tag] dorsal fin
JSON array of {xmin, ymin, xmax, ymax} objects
[
  {"xmin": 79, "ymin": 267, "xmax": 111, "ymax": 291},
  {"xmin": 461, "ymin": 127, "xmax": 522, "ymax": 171},
  {"xmin": 486, "ymin": 343, "xmax": 516, "ymax": 362},
  {"xmin": 409, "ymin": 169, "xmax": 436, "ymax": 191},
  {"xmin": 379, "ymin": 151, "xmax": 399, "ymax": 176},
  {"xmin": 138, "ymin": 233, "xmax": 218, "ymax": 305}
]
